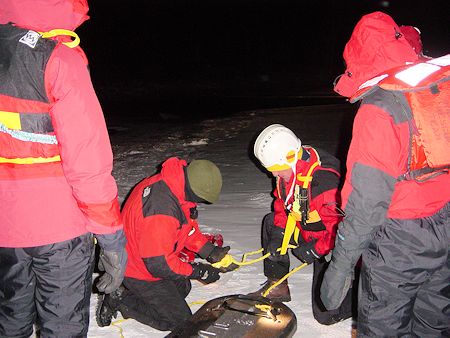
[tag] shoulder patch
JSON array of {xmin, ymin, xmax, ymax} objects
[{"xmin": 143, "ymin": 186, "xmax": 151, "ymax": 198}]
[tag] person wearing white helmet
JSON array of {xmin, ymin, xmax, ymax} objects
[{"xmin": 249, "ymin": 124, "xmax": 355, "ymax": 325}]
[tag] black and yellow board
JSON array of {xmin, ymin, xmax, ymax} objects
[{"xmin": 167, "ymin": 294, "xmax": 297, "ymax": 338}]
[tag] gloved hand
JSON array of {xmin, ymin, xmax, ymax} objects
[
  {"xmin": 321, "ymin": 218, "xmax": 377, "ymax": 310},
  {"xmin": 292, "ymin": 239, "xmax": 321, "ymax": 264},
  {"xmin": 320, "ymin": 228, "xmax": 357, "ymax": 310},
  {"xmin": 206, "ymin": 245, "xmax": 230, "ymax": 264},
  {"xmin": 96, "ymin": 230, "xmax": 127, "ymax": 294},
  {"xmin": 97, "ymin": 249, "xmax": 127, "ymax": 293},
  {"xmin": 320, "ymin": 258, "xmax": 354, "ymax": 310},
  {"xmin": 189, "ymin": 262, "xmax": 221, "ymax": 284}
]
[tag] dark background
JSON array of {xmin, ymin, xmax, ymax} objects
[{"xmin": 77, "ymin": 0, "xmax": 450, "ymax": 122}]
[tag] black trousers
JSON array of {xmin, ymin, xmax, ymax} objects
[
  {"xmin": 358, "ymin": 202, "xmax": 450, "ymax": 337},
  {"xmin": 117, "ymin": 276, "xmax": 192, "ymax": 331},
  {"xmin": 261, "ymin": 212, "xmax": 355, "ymax": 325},
  {"xmin": 0, "ymin": 233, "xmax": 95, "ymax": 338}
]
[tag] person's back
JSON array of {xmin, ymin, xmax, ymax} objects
[
  {"xmin": 0, "ymin": 0, "xmax": 122, "ymax": 248},
  {"xmin": 0, "ymin": 2, "xmax": 127, "ymax": 337},
  {"xmin": 331, "ymin": 11, "xmax": 449, "ymax": 220},
  {"xmin": 345, "ymin": 61, "xmax": 450, "ymax": 220},
  {"xmin": 321, "ymin": 11, "xmax": 450, "ymax": 337}
]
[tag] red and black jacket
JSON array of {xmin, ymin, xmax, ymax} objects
[
  {"xmin": 330, "ymin": 12, "xmax": 450, "ymax": 276},
  {"xmin": 122, "ymin": 157, "xmax": 214, "ymax": 282}
]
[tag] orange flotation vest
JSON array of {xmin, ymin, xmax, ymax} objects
[{"xmin": 352, "ymin": 55, "xmax": 450, "ymax": 181}]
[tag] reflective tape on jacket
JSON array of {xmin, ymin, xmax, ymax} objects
[{"xmin": 0, "ymin": 111, "xmax": 60, "ymax": 165}]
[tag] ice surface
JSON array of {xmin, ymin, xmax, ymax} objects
[{"xmin": 89, "ymin": 103, "xmax": 357, "ymax": 338}]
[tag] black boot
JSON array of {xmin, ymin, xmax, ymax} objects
[
  {"xmin": 96, "ymin": 286, "xmax": 125, "ymax": 327},
  {"xmin": 247, "ymin": 278, "xmax": 291, "ymax": 302}
]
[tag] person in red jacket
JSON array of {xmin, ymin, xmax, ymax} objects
[
  {"xmin": 321, "ymin": 12, "xmax": 450, "ymax": 337},
  {"xmin": 0, "ymin": 1, "xmax": 127, "ymax": 337},
  {"xmin": 96, "ymin": 157, "xmax": 231, "ymax": 331},
  {"xmin": 249, "ymin": 124, "xmax": 355, "ymax": 325}
]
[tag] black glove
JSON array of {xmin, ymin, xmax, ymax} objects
[
  {"xmin": 206, "ymin": 245, "xmax": 230, "ymax": 264},
  {"xmin": 97, "ymin": 248, "xmax": 127, "ymax": 293},
  {"xmin": 96, "ymin": 230, "xmax": 127, "ymax": 294},
  {"xmin": 189, "ymin": 263, "xmax": 221, "ymax": 284},
  {"xmin": 292, "ymin": 239, "xmax": 321, "ymax": 264}
]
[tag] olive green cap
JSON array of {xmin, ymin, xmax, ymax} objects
[{"xmin": 187, "ymin": 160, "xmax": 222, "ymax": 203}]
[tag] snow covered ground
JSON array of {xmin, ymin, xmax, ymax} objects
[{"xmin": 88, "ymin": 102, "xmax": 357, "ymax": 338}]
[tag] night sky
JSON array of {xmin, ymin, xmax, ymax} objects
[{"xmin": 77, "ymin": 0, "xmax": 450, "ymax": 121}]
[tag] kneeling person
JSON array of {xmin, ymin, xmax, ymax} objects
[
  {"xmin": 97, "ymin": 157, "xmax": 229, "ymax": 331},
  {"xmin": 249, "ymin": 124, "xmax": 355, "ymax": 325}
]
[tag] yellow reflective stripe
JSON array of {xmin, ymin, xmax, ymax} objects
[
  {"xmin": 39, "ymin": 29, "xmax": 80, "ymax": 48},
  {"xmin": 0, "ymin": 111, "xmax": 21, "ymax": 130},
  {"xmin": 306, "ymin": 209, "xmax": 321, "ymax": 223},
  {"xmin": 0, "ymin": 155, "xmax": 61, "ymax": 164}
]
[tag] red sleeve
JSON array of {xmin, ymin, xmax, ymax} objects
[
  {"xmin": 139, "ymin": 214, "xmax": 193, "ymax": 276},
  {"xmin": 45, "ymin": 44, "xmax": 122, "ymax": 234}
]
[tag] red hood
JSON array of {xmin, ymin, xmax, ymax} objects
[
  {"xmin": 0, "ymin": 0, "xmax": 89, "ymax": 32},
  {"xmin": 399, "ymin": 25, "xmax": 423, "ymax": 56},
  {"xmin": 160, "ymin": 157, "xmax": 188, "ymax": 202},
  {"xmin": 334, "ymin": 11, "xmax": 418, "ymax": 98}
]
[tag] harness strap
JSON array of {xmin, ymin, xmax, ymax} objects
[{"xmin": 280, "ymin": 159, "xmax": 320, "ymax": 255}]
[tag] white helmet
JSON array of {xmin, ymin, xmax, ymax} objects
[{"xmin": 254, "ymin": 124, "xmax": 302, "ymax": 172}]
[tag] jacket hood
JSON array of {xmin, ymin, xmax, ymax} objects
[
  {"xmin": 334, "ymin": 11, "xmax": 418, "ymax": 98},
  {"xmin": 399, "ymin": 25, "xmax": 423, "ymax": 56},
  {"xmin": 0, "ymin": 0, "xmax": 89, "ymax": 32},
  {"xmin": 160, "ymin": 157, "xmax": 188, "ymax": 202}
]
